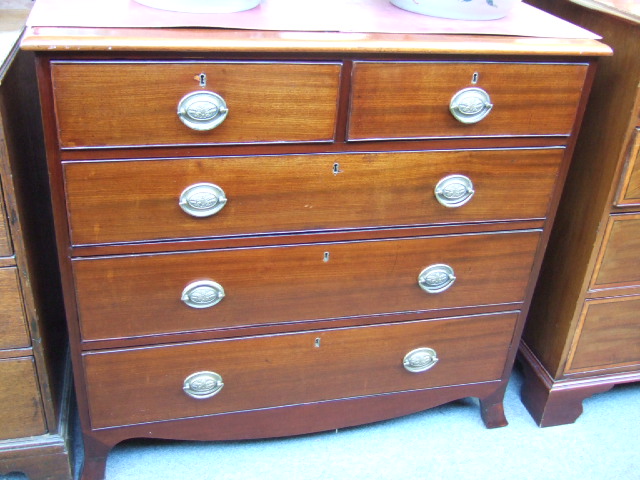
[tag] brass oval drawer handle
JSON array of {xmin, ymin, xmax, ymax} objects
[
  {"xmin": 183, "ymin": 371, "xmax": 224, "ymax": 399},
  {"xmin": 449, "ymin": 87, "xmax": 493, "ymax": 124},
  {"xmin": 179, "ymin": 183, "xmax": 227, "ymax": 218},
  {"xmin": 181, "ymin": 280, "xmax": 226, "ymax": 309},
  {"xmin": 418, "ymin": 264, "xmax": 456, "ymax": 294},
  {"xmin": 403, "ymin": 347, "xmax": 439, "ymax": 373},
  {"xmin": 434, "ymin": 174, "xmax": 475, "ymax": 208},
  {"xmin": 177, "ymin": 91, "xmax": 229, "ymax": 131}
]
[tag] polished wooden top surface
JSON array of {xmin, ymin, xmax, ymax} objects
[{"xmin": 21, "ymin": 26, "xmax": 611, "ymax": 56}]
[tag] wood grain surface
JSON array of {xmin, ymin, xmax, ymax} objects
[
  {"xmin": 591, "ymin": 213, "xmax": 640, "ymax": 288},
  {"xmin": 0, "ymin": 357, "xmax": 46, "ymax": 440},
  {"xmin": 615, "ymin": 128, "xmax": 640, "ymax": 206},
  {"xmin": 51, "ymin": 61, "xmax": 342, "ymax": 148},
  {"xmin": 83, "ymin": 311, "xmax": 517, "ymax": 429},
  {"xmin": 348, "ymin": 61, "xmax": 589, "ymax": 140},
  {"xmin": 63, "ymin": 148, "xmax": 563, "ymax": 246},
  {"xmin": 20, "ymin": 27, "xmax": 612, "ymax": 57},
  {"xmin": 72, "ymin": 230, "xmax": 539, "ymax": 341},
  {"xmin": 566, "ymin": 295, "xmax": 640, "ymax": 372},
  {"xmin": 0, "ymin": 266, "xmax": 29, "ymax": 350},
  {"xmin": 0, "ymin": 195, "xmax": 11, "ymax": 257}
]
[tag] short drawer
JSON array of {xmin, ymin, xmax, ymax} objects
[
  {"xmin": 0, "ymin": 192, "xmax": 12, "ymax": 257},
  {"xmin": 615, "ymin": 128, "xmax": 640, "ymax": 207},
  {"xmin": 51, "ymin": 61, "xmax": 341, "ymax": 148},
  {"xmin": 73, "ymin": 230, "xmax": 540, "ymax": 341},
  {"xmin": 566, "ymin": 296, "xmax": 640, "ymax": 374},
  {"xmin": 63, "ymin": 148, "xmax": 563, "ymax": 246},
  {"xmin": 0, "ymin": 357, "xmax": 46, "ymax": 440},
  {"xmin": 591, "ymin": 214, "xmax": 640, "ymax": 289},
  {"xmin": 0, "ymin": 266, "xmax": 30, "ymax": 350},
  {"xmin": 348, "ymin": 62, "xmax": 588, "ymax": 141},
  {"xmin": 83, "ymin": 311, "xmax": 518, "ymax": 429}
]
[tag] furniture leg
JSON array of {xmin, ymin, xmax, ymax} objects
[
  {"xmin": 80, "ymin": 435, "xmax": 112, "ymax": 480},
  {"xmin": 479, "ymin": 388, "xmax": 508, "ymax": 428},
  {"xmin": 520, "ymin": 359, "xmax": 614, "ymax": 427}
]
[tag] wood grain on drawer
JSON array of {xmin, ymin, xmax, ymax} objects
[
  {"xmin": 83, "ymin": 311, "xmax": 517, "ymax": 429},
  {"xmin": 63, "ymin": 148, "xmax": 562, "ymax": 246},
  {"xmin": 0, "ymin": 357, "xmax": 46, "ymax": 440},
  {"xmin": 51, "ymin": 61, "xmax": 341, "ymax": 148},
  {"xmin": 348, "ymin": 62, "xmax": 588, "ymax": 140},
  {"xmin": 0, "ymin": 266, "xmax": 30, "ymax": 350},
  {"xmin": 567, "ymin": 296, "xmax": 640, "ymax": 373},
  {"xmin": 73, "ymin": 230, "xmax": 539, "ymax": 341},
  {"xmin": 615, "ymin": 128, "xmax": 640, "ymax": 206},
  {"xmin": 0, "ymin": 194, "xmax": 12, "ymax": 257},
  {"xmin": 591, "ymin": 214, "xmax": 640, "ymax": 289}
]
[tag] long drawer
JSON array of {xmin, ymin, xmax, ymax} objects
[
  {"xmin": 63, "ymin": 148, "xmax": 563, "ymax": 246},
  {"xmin": 73, "ymin": 230, "xmax": 540, "ymax": 341},
  {"xmin": 567, "ymin": 295, "xmax": 640, "ymax": 374},
  {"xmin": 51, "ymin": 61, "xmax": 342, "ymax": 148},
  {"xmin": 0, "ymin": 357, "xmax": 47, "ymax": 440},
  {"xmin": 83, "ymin": 311, "xmax": 518, "ymax": 429},
  {"xmin": 590, "ymin": 214, "xmax": 640, "ymax": 289},
  {"xmin": 348, "ymin": 61, "xmax": 588, "ymax": 141}
]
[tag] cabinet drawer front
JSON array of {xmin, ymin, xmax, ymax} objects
[
  {"xmin": 0, "ymin": 267, "xmax": 30, "ymax": 350},
  {"xmin": 615, "ymin": 128, "xmax": 640, "ymax": 206},
  {"xmin": 83, "ymin": 311, "xmax": 517, "ymax": 429},
  {"xmin": 64, "ymin": 148, "xmax": 562, "ymax": 246},
  {"xmin": 591, "ymin": 214, "xmax": 640, "ymax": 289},
  {"xmin": 0, "ymin": 193, "xmax": 12, "ymax": 257},
  {"xmin": 567, "ymin": 296, "xmax": 640, "ymax": 373},
  {"xmin": 73, "ymin": 230, "xmax": 539, "ymax": 341},
  {"xmin": 51, "ymin": 61, "xmax": 341, "ymax": 148},
  {"xmin": 348, "ymin": 62, "xmax": 588, "ymax": 140},
  {"xmin": 0, "ymin": 358, "xmax": 46, "ymax": 440}
]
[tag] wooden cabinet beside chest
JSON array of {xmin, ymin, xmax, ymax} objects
[
  {"xmin": 22, "ymin": 22, "xmax": 607, "ymax": 480},
  {"xmin": 520, "ymin": 0, "xmax": 640, "ymax": 427},
  {"xmin": 0, "ymin": 5, "xmax": 72, "ymax": 477}
]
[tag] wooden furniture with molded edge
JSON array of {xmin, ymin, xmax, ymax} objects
[
  {"xmin": 21, "ymin": 16, "xmax": 608, "ymax": 480},
  {"xmin": 0, "ymin": 2, "xmax": 73, "ymax": 479},
  {"xmin": 521, "ymin": 0, "xmax": 640, "ymax": 427}
]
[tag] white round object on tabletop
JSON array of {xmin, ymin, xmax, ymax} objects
[
  {"xmin": 389, "ymin": 0, "xmax": 521, "ymax": 20},
  {"xmin": 133, "ymin": 0, "xmax": 261, "ymax": 14}
]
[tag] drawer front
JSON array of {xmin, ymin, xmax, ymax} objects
[
  {"xmin": 83, "ymin": 311, "xmax": 518, "ymax": 429},
  {"xmin": 567, "ymin": 296, "xmax": 640, "ymax": 373},
  {"xmin": 0, "ymin": 357, "xmax": 47, "ymax": 440},
  {"xmin": 591, "ymin": 214, "xmax": 640, "ymax": 289},
  {"xmin": 0, "ymin": 192, "xmax": 12, "ymax": 257},
  {"xmin": 0, "ymin": 266, "xmax": 30, "ymax": 350},
  {"xmin": 615, "ymin": 128, "xmax": 640, "ymax": 207},
  {"xmin": 348, "ymin": 62, "xmax": 588, "ymax": 141},
  {"xmin": 73, "ymin": 230, "xmax": 540, "ymax": 341},
  {"xmin": 64, "ymin": 148, "xmax": 563, "ymax": 246},
  {"xmin": 51, "ymin": 61, "xmax": 341, "ymax": 148}
]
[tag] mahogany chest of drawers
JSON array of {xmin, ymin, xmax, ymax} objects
[
  {"xmin": 521, "ymin": 0, "xmax": 640, "ymax": 427},
  {"xmin": 21, "ymin": 17, "xmax": 608, "ymax": 480}
]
